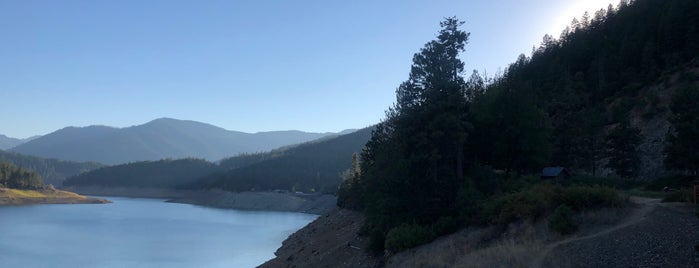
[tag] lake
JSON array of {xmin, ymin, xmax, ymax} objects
[{"xmin": 0, "ymin": 196, "xmax": 317, "ymax": 268}]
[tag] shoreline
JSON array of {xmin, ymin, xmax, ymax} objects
[
  {"xmin": 64, "ymin": 186, "xmax": 337, "ymax": 214},
  {"xmin": 0, "ymin": 188, "xmax": 110, "ymax": 206}
]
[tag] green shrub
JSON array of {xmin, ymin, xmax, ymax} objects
[
  {"xmin": 561, "ymin": 185, "xmax": 621, "ymax": 210},
  {"xmin": 569, "ymin": 175, "xmax": 642, "ymax": 190},
  {"xmin": 384, "ymin": 223, "xmax": 436, "ymax": 253},
  {"xmin": 457, "ymin": 182, "xmax": 485, "ymax": 224},
  {"xmin": 468, "ymin": 165, "xmax": 504, "ymax": 195},
  {"xmin": 432, "ymin": 216, "xmax": 459, "ymax": 236},
  {"xmin": 548, "ymin": 204, "xmax": 578, "ymax": 235},
  {"xmin": 481, "ymin": 183, "xmax": 561, "ymax": 224},
  {"xmin": 662, "ymin": 188, "xmax": 693, "ymax": 203},
  {"xmin": 645, "ymin": 175, "xmax": 695, "ymax": 191},
  {"xmin": 480, "ymin": 183, "xmax": 623, "ymax": 225}
]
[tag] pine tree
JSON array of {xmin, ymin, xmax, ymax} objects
[
  {"xmin": 605, "ymin": 122, "xmax": 642, "ymax": 178},
  {"xmin": 337, "ymin": 153, "xmax": 363, "ymax": 210},
  {"xmin": 361, "ymin": 17, "xmax": 471, "ymax": 252}
]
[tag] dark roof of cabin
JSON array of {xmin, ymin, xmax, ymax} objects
[{"xmin": 542, "ymin": 166, "xmax": 566, "ymax": 177}]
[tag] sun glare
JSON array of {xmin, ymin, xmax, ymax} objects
[{"xmin": 549, "ymin": 0, "xmax": 616, "ymax": 37}]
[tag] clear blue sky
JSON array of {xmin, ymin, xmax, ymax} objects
[{"xmin": 0, "ymin": 0, "xmax": 615, "ymax": 138}]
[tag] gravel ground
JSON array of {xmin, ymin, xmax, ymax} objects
[{"xmin": 543, "ymin": 203, "xmax": 699, "ymax": 268}]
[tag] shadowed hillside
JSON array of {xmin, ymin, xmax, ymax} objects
[{"xmin": 188, "ymin": 127, "xmax": 373, "ymax": 193}]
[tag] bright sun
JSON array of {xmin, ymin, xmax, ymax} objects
[{"xmin": 549, "ymin": 0, "xmax": 617, "ymax": 37}]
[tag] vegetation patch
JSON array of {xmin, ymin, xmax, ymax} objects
[
  {"xmin": 384, "ymin": 223, "xmax": 436, "ymax": 253},
  {"xmin": 662, "ymin": 188, "xmax": 693, "ymax": 203},
  {"xmin": 548, "ymin": 204, "xmax": 578, "ymax": 235}
]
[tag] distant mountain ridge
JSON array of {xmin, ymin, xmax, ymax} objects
[
  {"xmin": 64, "ymin": 126, "xmax": 373, "ymax": 193},
  {"xmin": 10, "ymin": 118, "xmax": 345, "ymax": 165},
  {"xmin": 0, "ymin": 134, "xmax": 39, "ymax": 150}
]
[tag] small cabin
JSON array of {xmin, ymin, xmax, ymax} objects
[{"xmin": 541, "ymin": 167, "xmax": 570, "ymax": 180}]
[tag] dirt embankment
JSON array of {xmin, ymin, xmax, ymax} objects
[
  {"xmin": 259, "ymin": 208, "xmax": 380, "ymax": 268},
  {"xmin": 65, "ymin": 186, "xmax": 337, "ymax": 214},
  {"xmin": 260, "ymin": 198, "xmax": 699, "ymax": 268},
  {"xmin": 0, "ymin": 187, "xmax": 109, "ymax": 206}
]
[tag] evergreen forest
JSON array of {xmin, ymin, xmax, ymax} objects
[{"xmin": 339, "ymin": 0, "xmax": 699, "ymax": 252}]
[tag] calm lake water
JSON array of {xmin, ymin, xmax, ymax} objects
[{"xmin": 0, "ymin": 197, "xmax": 317, "ymax": 268}]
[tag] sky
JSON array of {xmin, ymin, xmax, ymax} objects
[{"xmin": 0, "ymin": 0, "xmax": 616, "ymax": 139}]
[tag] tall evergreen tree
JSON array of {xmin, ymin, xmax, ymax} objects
[
  {"xmin": 605, "ymin": 122, "xmax": 642, "ymax": 178},
  {"xmin": 337, "ymin": 153, "xmax": 363, "ymax": 210},
  {"xmin": 361, "ymin": 17, "xmax": 471, "ymax": 251}
]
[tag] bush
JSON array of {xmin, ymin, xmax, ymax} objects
[
  {"xmin": 645, "ymin": 175, "xmax": 695, "ymax": 191},
  {"xmin": 548, "ymin": 204, "xmax": 578, "ymax": 235},
  {"xmin": 432, "ymin": 216, "xmax": 459, "ymax": 236},
  {"xmin": 561, "ymin": 185, "xmax": 621, "ymax": 210},
  {"xmin": 457, "ymin": 182, "xmax": 485, "ymax": 224},
  {"xmin": 662, "ymin": 188, "xmax": 693, "ymax": 203},
  {"xmin": 368, "ymin": 228, "xmax": 386, "ymax": 254},
  {"xmin": 480, "ymin": 183, "xmax": 623, "ymax": 225},
  {"xmin": 384, "ymin": 223, "xmax": 436, "ymax": 253},
  {"xmin": 568, "ymin": 175, "xmax": 642, "ymax": 190},
  {"xmin": 468, "ymin": 165, "xmax": 504, "ymax": 195},
  {"xmin": 485, "ymin": 182, "xmax": 567, "ymax": 224}
]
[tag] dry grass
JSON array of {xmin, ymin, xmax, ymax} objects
[
  {"xmin": 0, "ymin": 188, "xmax": 85, "ymax": 199},
  {"xmin": 0, "ymin": 187, "xmax": 104, "ymax": 206},
  {"xmin": 386, "ymin": 205, "xmax": 634, "ymax": 268},
  {"xmin": 2, "ymin": 188, "xmax": 47, "ymax": 198}
]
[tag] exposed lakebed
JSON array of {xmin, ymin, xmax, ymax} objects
[{"xmin": 0, "ymin": 196, "xmax": 316, "ymax": 267}]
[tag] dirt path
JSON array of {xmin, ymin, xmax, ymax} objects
[
  {"xmin": 532, "ymin": 197, "xmax": 699, "ymax": 268},
  {"xmin": 531, "ymin": 198, "xmax": 658, "ymax": 268}
]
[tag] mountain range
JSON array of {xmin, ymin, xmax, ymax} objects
[
  {"xmin": 64, "ymin": 126, "xmax": 374, "ymax": 192},
  {"xmin": 9, "ymin": 118, "xmax": 350, "ymax": 165},
  {"xmin": 0, "ymin": 135, "xmax": 38, "ymax": 150}
]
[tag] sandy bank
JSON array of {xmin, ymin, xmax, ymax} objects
[
  {"xmin": 65, "ymin": 186, "xmax": 337, "ymax": 214},
  {"xmin": 0, "ymin": 188, "xmax": 110, "ymax": 206}
]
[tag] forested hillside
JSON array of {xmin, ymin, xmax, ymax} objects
[
  {"xmin": 192, "ymin": 127, "xmax": 373, "ymax": 193},
  {"xmin": 63, "ymin": 128, "xmax": 372, "ymax": 191},
  {"xmin": 0, "ymin": 150, "xmax": 102, "ymax": 186},
  {"xmin": 495, "ymin": 0, "xmax": 699, "ymax": 179},
  {"xmin": 339, "ymin": 0, "xmax": 699, "ymax": 253},
  {"xmin": 63, "ymin": 158, "xmax": 221, "ymax": 188}
]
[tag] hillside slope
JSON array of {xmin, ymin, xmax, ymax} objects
[
  {"xmin": 0, "ymin": 150, "xmax": 102, "ymax": 186},
  {"xmin": 63, "ymin": 158, "xmax": 221, "ymax": 188},
  {"xmin": 493, "ymin": 0, "xmax": 699, "ymax": 179},
  {"xmin": 193, "ymin": 126, "xmax": 373, "ymax": 193},
  {"xmin": 260, "ymin": 199, "xmax": 699, "ymax": 268},
  {"xmin": 11, "ymin": 118, "xmax": 334, "ymax": 164}
]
